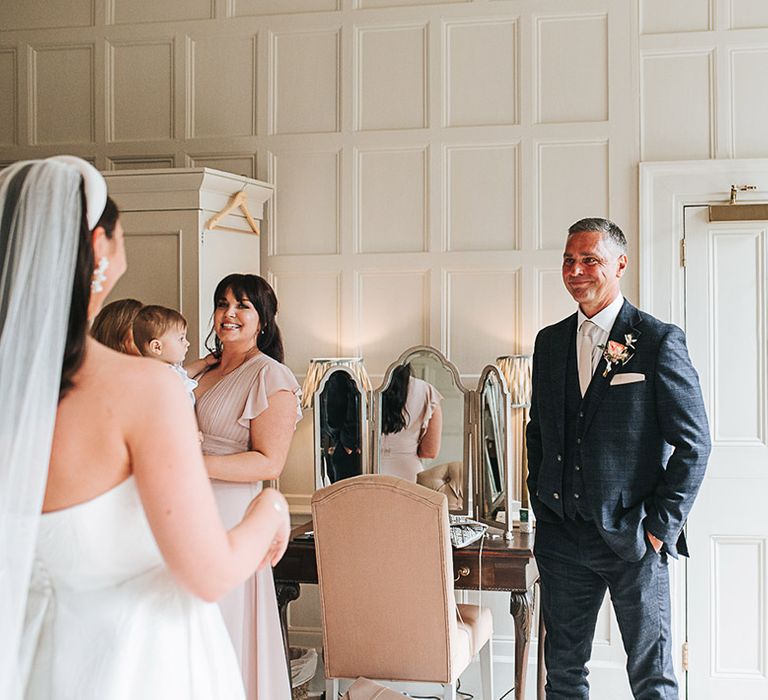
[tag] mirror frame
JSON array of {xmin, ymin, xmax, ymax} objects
[
  {"xmin": 372, "ymin": 345, "xmax": 472, "ymax": 516},
  {"xmin": 474, "ymin": 364, "xmax": 516, "ymax": 538},
  {"xmin": 312, "ymin": 364, "xmax": 370, "ymax": 491}
]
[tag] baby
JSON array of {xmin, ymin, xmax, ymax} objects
[{"xmin": 132, "ymin": 305, "xmax": 214, "ymax": 403}]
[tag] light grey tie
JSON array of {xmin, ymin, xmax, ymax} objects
[{"xmin": 578, "ymin": 320, "xmax": 598, "ymax": 397}]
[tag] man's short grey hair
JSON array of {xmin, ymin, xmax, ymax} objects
[{"xmin": 568, "ymin": 217, "xmax": 627, "ymax": 255}]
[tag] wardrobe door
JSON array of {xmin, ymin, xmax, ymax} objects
[{"xmin": 106, "ymin": 209, "xmax": 204, "ymax": 353}]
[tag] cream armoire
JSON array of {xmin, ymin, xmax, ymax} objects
[{"xmin": 103, "ymin": 167, "xmax": 273, "ymax": 357}]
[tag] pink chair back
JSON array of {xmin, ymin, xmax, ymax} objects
[{"xmin": 312, "ymin": 475, "xmax": 459, "ymax": 683}]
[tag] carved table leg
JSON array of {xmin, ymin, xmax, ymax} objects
[
  {"xmin": 275, "ymin": 582, "xmax": 301, "ymax": 681},
  {"xmin": 510, "ymin": 588, "xmax": 534, "ymax": 700}
]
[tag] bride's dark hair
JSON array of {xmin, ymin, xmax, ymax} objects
[
  {"xmin": 0, "ymin": 165, "xmax": 118, "ymax": 401},
  {"xmin": 60, "ymin": 193, "xmax": 119, "ymax": 400}
]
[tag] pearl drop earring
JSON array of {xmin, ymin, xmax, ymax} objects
[{"xmin": 91, "ymin": 256, "xmax": 109, "ymax": 293}]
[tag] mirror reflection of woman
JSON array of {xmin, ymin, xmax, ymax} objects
[
  {"xmin": 320, "ymin": 370, "xmax": 362, "ymax": 483},
  {"xmin": 379, "ymin": 363, "xmax": 443, "ymax": 481},
  {"xmin": 193, "ymin": 273, "xmax": 300, "ymax": 700}
]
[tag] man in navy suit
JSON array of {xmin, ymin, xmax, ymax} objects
[{"xmin": 526, "ymin": 218, "xmax": 710, "ymax": 699}]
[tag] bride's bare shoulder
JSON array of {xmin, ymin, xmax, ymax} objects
[{"xmin": 83, "ymin": 339, "xmax": 179, "ymax": 394}]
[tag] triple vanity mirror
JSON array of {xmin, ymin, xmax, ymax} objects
[{"xmin": 306, "ymin": 347, "xmax": 529, "ymax": 537}]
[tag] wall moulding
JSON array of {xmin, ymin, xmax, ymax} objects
[
  {"xmin": 105, "ymin": 39, "xmax": 176, "ymax": 144},
  {"xmin": 28, "ymin": 43, "xmax": 95, "ymax": 146},
  {"xmin": 0, "ymin": 49, "xmax": 18, "ymax": 146}
]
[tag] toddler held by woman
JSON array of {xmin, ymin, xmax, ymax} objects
[{"xmin": 133, "ymin": 305, "xmax": 216, "ymax": 403}]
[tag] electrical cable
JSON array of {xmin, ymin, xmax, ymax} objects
[{"xmin": 497, "ymin": 683, "xmax": 516, "ymax": 699}]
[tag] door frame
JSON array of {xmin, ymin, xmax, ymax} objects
[
  {"xmin": 639, "ymin": 158, "xmax": 768, "ymax": 696},
  {"xmin": 640, "ymin": 158, "xmax": 768, "ymax": 326}
]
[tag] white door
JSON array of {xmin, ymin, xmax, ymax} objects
[{"xmin": 683, "ymin": 205, "xmax": 768, "ymax": 699}]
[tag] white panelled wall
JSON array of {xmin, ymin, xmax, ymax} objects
[{"xmin": 3, "ymin": 1, "xmax": 768, "ymax": 697}]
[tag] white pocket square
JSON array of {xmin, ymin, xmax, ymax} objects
[{"xmin": 610, "ymin": 372, "xmax": 645, "ymax": 386}]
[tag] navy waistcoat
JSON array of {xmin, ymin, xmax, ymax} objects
[{"xmin": 563, "ymin": 337, "xmax": 591, "ymax": 520}]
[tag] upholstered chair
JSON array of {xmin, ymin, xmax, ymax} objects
[
  {"xmin": 311, "ymin": 475, "xmax": 493, "ymax": 700},
  {"xmin": 416, "ymin": 461, "xmax": 464, "ymax": 510},
  {"xmin": 341, "ymin": 677, "xmax": 405, "ymax": 699}
]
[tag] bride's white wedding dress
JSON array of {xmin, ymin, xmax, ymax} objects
[{"xmin": 21, "ymin": 475, "xmax": 246, "ymax": 700}]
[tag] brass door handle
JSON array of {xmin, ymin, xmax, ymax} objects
[{"xmin": 454, "ymin": 566, "xmax": 470, "ymax": 581}]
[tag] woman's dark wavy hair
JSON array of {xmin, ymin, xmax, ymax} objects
[
  {"xmin": 205, "ymin": 273, "xmax": 284, "ymax": 363},
  {"xmin": 61, "ymin": 194, "xmax": 119, "ymax": 401},
  {"xmin": 381, "ymin": 363, "xmax": 411, "ymax": 435}
]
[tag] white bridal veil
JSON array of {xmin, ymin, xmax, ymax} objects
[{"xmin": 0, "ymin": 158, "xmax": 100, "ymax": 698}]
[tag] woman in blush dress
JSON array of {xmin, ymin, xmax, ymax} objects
[
  {"xmin": 8, "ymin": 157, "xmax": 290, "ymax": 700},
  {"xmin": 194, "ymin": 273, "xmax": 301, "ymax": 700},
  {"xmin": 379, "ymin": 363, "xmax": 443, "ymax": 482}
]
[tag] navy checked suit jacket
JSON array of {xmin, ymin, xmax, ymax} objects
[{"xmin": 526, "ymin": 300, "xmax": 711, "ymax": 561}]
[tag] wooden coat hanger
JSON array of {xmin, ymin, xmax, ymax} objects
[{"xmin": 206, "ymin": 190, "xmax": 260, "ymax": 235}]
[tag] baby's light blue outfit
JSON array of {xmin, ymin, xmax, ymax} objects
[{"xmin": 170, "ymin": 363, "xmax": 198, "ymax": 404}]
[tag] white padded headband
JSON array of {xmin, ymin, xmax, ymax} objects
[{"xmin": 47, "ymin": 155, "xmax": 108, "ymax": 231}]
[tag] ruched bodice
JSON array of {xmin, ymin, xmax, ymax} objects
[
  {"xmin": 22, "ymin": 476, "xmax": 245, "ymax": 700},
  {"xmin": 197, "ymin": 352, "xmax": 301, "ymax": 457}
]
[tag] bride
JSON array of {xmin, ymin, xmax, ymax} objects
[{"xmin": 0, "ymin": 157, "xmax": 290, "ymax": 699}]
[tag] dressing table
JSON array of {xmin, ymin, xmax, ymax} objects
[
  {"xmin": 275, "ymin": 521, "xmax": 544, "ymax": 700},
  {"xmin": 285, "ymin": 346, "xmax": 543, "ymax": 698}
]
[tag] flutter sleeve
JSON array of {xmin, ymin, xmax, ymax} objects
[
  {"xmin": 237, "ymin": 360, "xmax": 303, "ymax": 429},
  {"xmin": 420, "ymin": 381, "xmax": 443, "ymax": 434}
]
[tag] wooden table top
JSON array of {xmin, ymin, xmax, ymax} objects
[{"xmin": 276, "ymin": 520, "xmax": 538, "ymax": 593}]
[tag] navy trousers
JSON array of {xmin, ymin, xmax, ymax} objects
[{"xmin": 534, "ymin": 519, "xmax": 678, "ymax": 700}]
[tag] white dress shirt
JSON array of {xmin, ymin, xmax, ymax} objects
[{"xmin": 576, "ymin": 294, "xmax": 624, "ymax": 376}]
